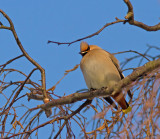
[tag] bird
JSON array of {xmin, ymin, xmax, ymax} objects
[{"xmin": 79, "ymin": 41, "xmax": 132, "ymax": 114}]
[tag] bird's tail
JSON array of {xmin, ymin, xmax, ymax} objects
[{"xmin": 112, "ymin": 92, "xmax": 132, "ymax": 114}]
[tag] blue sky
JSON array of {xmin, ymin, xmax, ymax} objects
[{"xmin": 1, "ymin": 0, "xmax": 160, "ymax": 138}]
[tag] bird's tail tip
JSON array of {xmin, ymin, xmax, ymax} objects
[{"xmin": 122, "ymin": 106, "xmax": 132, "ymax": 114}]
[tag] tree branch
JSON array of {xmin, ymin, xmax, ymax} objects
[
  {"xmin": 129, "ymin": 21, "xmax": 160, "ymax": 31},
  {"xmin": 123, "ymin": 0, "xmax": 160, "ymax": 31},
  {"xmin": 54, "ymin": 99, "xmax": 92, "ymax": 139},
  {"xmin": 1, "ymin": 68, "xmax": 37, "ymax": 138},
  {"xmin": 0, "ymin": 55, "xmax": 24, "ymax": 70},
  {"xmin": 38, "ymin": 58, "xmax": 160, "ymax": 110},
  {"xmin": 48, "ymin": 18, "xmax": 125, "ymax": 46},
  {"xmin": 123, "ymin": 0, "xmax": 134, "ymax": 21},
  {"xmin": 0, "ymin": 9, "xmax": 52, "ymax": 117},
  {"xmin": 48, "ymin": 0, "xmax": 160, "ymax": 46}
]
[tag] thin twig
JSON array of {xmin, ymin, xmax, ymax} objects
[
  {"xmin": 48, "ymin": 0, "xmax": 160, "ymax": 46},
  {"xmin": 113, "ymin": 50, "xmax": 150, "ymax": 62},
  {"xmin": 48, "ymin": 18, "xmax": 125, "ymax": 46},
  {"xmin": 1, "ymin": 68, "xmax": 37, "ymax": 138},
  {"xmin": 0, "ymin": 9, "xmax": 51, "ymax": 117},
  {"xmin": 0, "ymin": 54, "xmax": 24, "ymax": 70},
  {"xmin": 53, "ymin": 121, "xmax": 67, "ymax": 139}
]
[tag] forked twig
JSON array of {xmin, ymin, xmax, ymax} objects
[{"xmin": 0, "ymin": 9, "xmax": 52, "ymax": 117}]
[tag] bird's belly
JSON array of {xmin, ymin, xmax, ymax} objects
[{"xmin": 82, "ymin": 61, "xmax": 120, "ymax": 89}]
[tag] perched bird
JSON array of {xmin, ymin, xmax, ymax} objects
[{"xmin": 79, "ymin": 42, "xmax": 132, "ymax": 114}]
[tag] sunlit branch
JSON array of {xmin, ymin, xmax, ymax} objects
[
  {"xmin": 0, "ymin": 9, "xmax": 52, "ymax": 117},
  {"xmin": 39, "ymin": 58, "xmax": 160, "ymax": 109}
]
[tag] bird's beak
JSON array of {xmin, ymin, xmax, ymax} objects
[
  {"xmin": 79, "ymin": 52, "xmax": 82, "ymax": 54},
  {"xmin": 79, "ymin": 50, "xmax": 88, "ymax": 56},
  {"xmin": 79, "ymin": 51, "xmax": 87, "ymax": 56}
]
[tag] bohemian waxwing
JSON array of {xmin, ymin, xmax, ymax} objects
[{"xmin": 80, "ymin": 41, "xmax": 132, "ymax": 114}]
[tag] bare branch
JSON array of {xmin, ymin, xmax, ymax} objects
[
  {"xmin": 54, "ymin": 99, "xmax": 92, "ymax": 138},
  {"xmin": 123, "ymin": 0, "xmax": 134, "ymax": 21},
  {"xmin": 1, "ymin": 2, "xmax": 160, "ymax": 137},
  {"xmin": 47, "ymin": 64, "xmax": 79, "ymax": 92},
  {"xmin": 38, "ymin": 58, "xmax": 160, "ymax": 110},
  {"xmin": 1, "ymin": 68, "xmax": 37, "ymax": 138},
  {"xmin": 0, "ymin": 9, "xmax": 52, "ymax": 117},
  {"xmin": 113, "ymin": 50, "xmax": 150, "ymax": 62},
  {"xmin": 48, "ymin": 0, "xmax": 160, "ymax": 46},
  {"xmin": 123, "ymin": 0, "xmax": 160, "ymax": 31},
  {"xmin": 48, "ymin": 18, "xmax": 125, "ymax": 46},
  {"xmin": 129, "ymin": 21, "xmax": 160, "ymax": 31},
  {"xmin": 0, "ymin": 55, "xmax": 24, "ymax": 70}
]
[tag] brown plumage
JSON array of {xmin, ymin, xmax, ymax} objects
[{"xmin": 80, "ymin": 42, "xmax": 132, "ymax": 113}]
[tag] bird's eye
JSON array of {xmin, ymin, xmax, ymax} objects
[
  {"xmin": 86, "ymin": 45, "xmax": 90, "ymax": 51},
  {"xmin": 79, "ymin": 45, "xmax": 90, "ymax": 56}
]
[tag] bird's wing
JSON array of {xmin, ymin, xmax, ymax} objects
[
  {"xmin": 108, "ymin": 52, "xmax": 132, "ymax": 99},
  {"xmin": 108, "ymin": 53, "xmax": 124, "ymax": 79}
]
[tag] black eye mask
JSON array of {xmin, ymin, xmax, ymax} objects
[{"xmin": 79, "ymin": 46, "xmax": 90, "ymax": 56}]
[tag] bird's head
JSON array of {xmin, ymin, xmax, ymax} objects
[{"xmin": 79, "ymin": 41, "xmax": 101, "ymax": 56}]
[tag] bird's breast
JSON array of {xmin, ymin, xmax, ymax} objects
[{"xmin": 80, "ymin": 50, "xmax": 121, "ymax": 89}]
